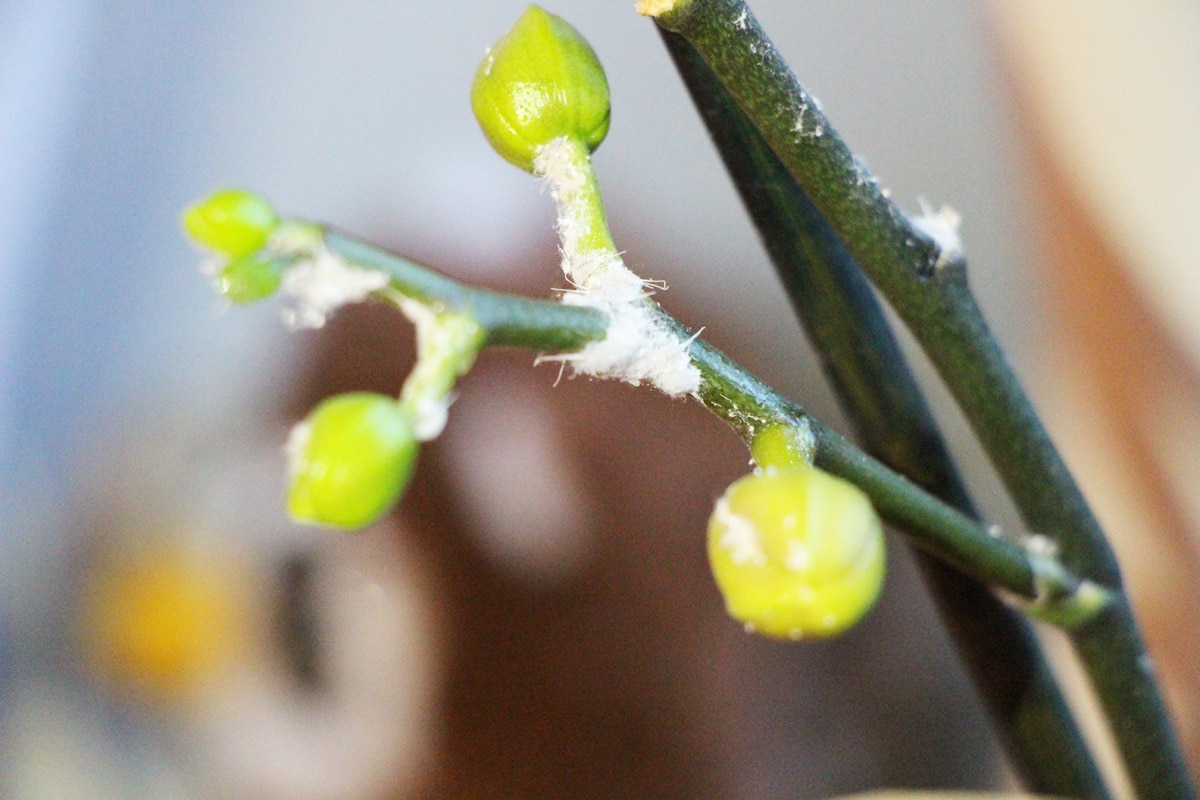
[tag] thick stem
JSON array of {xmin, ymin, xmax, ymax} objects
[
  {"xmin": 660, "ymin": 26, "xmax": 1108, "ymax": 798},
  {"xmin": 652, "ymin": 0, "xmax": 1118, "ymax": 583},
  {"xmin": 1075, "ymin": 600, "xmax": 1195, "ymax": 799},
  {"xmin": 652, "ymin": 2, "xmax": 1194, "ymax": 796}
]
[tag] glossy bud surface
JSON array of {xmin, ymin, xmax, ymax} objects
[
  {"xmin": 708, "ymin": 465, "xmax": 885, "ymax": 639},
  {"xmin": 288, "ymin": 392, "xmax": 418, "ymax": 530},
  {"xmin": 183, "ymin": 188, "xmax": 279, "ymax": 257},
  {"xmin": 216, "ymin": 254, "xmax": 282, "ymax": 304},
  {"xmin": 750, "ymin": 423, "xmax": 813, "ymax": 470},
  {"xmin": 471, "ymin": 5, "xmax": 610, "ymax": 171}
]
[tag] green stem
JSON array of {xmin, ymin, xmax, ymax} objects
[
  {"xmin": 536, "ymin": 135, "xmax": 621, "ymax": 261},
  {"xmin": 651, "ymin": 2, "xmax": 1194, "ymax": 796},
  {"xmin": 660, "ymin": 26, "xmax": 1108, "ymax": 798},
  {"xmin": 1076, "ymin": 599, "xmax": 1192, "ymax": 798},
  {"xmin": 650, "ymin": 0, "xmax": 1118, "ymax": 581},
  {"xmin": 305, "ymin": 225, "xmax": 1090, "ymax": 611},
  {"xmin": 324, "ymin": 229, "xmax": 609, "ymax": 351}
]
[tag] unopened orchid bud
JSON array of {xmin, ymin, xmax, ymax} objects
[
  {"xmin": 287, "ymin": 392, "xmax": 418, "ymax": 530},
  {"xmin": 471, "ymin": 5, "xmax": 610, "ymax": 172},
  {"xmin": 215, "ymin": 254, "xmax": 282, "ymax": 304},
  {"xmin": 708, "ymin": 465, "xmax": 885, "ymax": 639},
  {"xmin": 183, "ymin": 188, "xmax": 279, "ymax": 257}
]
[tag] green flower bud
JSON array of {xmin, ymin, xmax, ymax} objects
[
  {"xmin": 708, "ymin": 465, "xmax": 885, "ymax": 639},
  {"xmin": 471, "ymin": 5, "xmax": 610, "ymax": 172},
  {"xmin": 215, "ymin": 254, "xmax": 282, "ymax": 304},
  {"xmin": 287, "ymin": 393, "xmax": 418, "ymax": 530},
  {"xmin": 182, "ymin": 189, "xmax": 279, "ymax": 257}
]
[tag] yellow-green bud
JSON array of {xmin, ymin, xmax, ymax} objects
[
  {"xmin": 471, "ymin": 5, "xmax": 610, "ymax": 172},
  {"xmin": 215, "ymin": 254, "xmax": 282, "ymax": 304},
  {"xmin": 182, "ymin": 189, "xmax": 279, "ymax": 257},
  {"xmin": 750, "ymin": 423, "xmax": 814, "ymax": 470},
  {"xmin": 287, "ymin": 392, "xmax": 418, "ymax": 530},
  {"xmin": 707, "ymin": 465, "xmax": 885, "ymax": 639}
]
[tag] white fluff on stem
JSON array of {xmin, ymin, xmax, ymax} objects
[
  {"xmin": 533, "ymin": 137, "xmax": 701, "ymax": 397},
  {"xmin": 911, "ymin": 199, "xmax": 963, "ymax": 269},
  {"xmin": 533, "ymin": 136, "xmax": 637, "ymax": 292},
  {"xmin": 280, "ymin": 246, "xmax": 389, "ymax": 329},
  {"xmin": 395, "ymin": 297, "xmax": 456, "ymax": 441},
  {"xmin": 542, "ymin": 287, "xmax": 701, "ymax": 397}
]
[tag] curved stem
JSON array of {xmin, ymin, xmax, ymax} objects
[{"xmin": 533, "ymin": 135, "xmax": 621, "ymax": 273}]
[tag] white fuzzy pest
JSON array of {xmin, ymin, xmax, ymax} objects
[
  {"xmin": 532, "ymin": 136, "xmax": 638, "ymax": 292},
  {"xmin": 543, "ymin": 287, "xmax": 703, "ymax": 397},
  {"xmin": 911, "ymin": 200, "xmax": 963, "ymax": 269},
  {"xmin": 279, "ymin": 245, "xmax": 389, "ymax": 329},
  {"xmin": 711, "ymin": 496, "xmax": 768, "ymax": 567},
  {"xmin": 533, "ymin": 136, "xmax": 701, "ymax": 397},
  {"xmin": 394, "ymin": 296, "xmax": 468, "ymax": 441}
]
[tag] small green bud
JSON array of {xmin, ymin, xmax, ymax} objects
[
  {"xmin": 471, "ymin": 5, "xmax": 610, "ymax": 172},
  {"xmin": 215, "ymin": 254, "xmax": 282, "ymax": 304},
  {"xmin": 750, "ymin": 423, "xmax": 814, "ymax": 470},
  {"xmin": 708, "ymin": 465, "xmax": 885, "ymax": 639},
  {"xmin": 287, "ymin": 393, "xmax": 418, "ymax": 530},
  {"xmin": 182, "ymin": 189, "xmax": 279, "ymax": 257}
]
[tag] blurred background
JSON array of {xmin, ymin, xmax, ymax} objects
[{"xmin": 0, "ymin": 1, "xmax": 1195, "ymax": 798}]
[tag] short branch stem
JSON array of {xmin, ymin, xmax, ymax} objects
[{"xmin": 534, "ymin": 135, "xmax": 620, "ymax": 269}]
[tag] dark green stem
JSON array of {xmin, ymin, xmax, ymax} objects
[
  {"xmin": 652, "ymin": 2, "xmax": 1194, "ymax": 796},
  {"xmin": 660, "ymin": 26, "xmax": 1107, "ymax": 798},
  {"xmin": 1076, "ymin": 599, "xmax": 1193, "ymax": 799}
]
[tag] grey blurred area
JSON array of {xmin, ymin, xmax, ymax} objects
[{"xmin": 0, "ymin": 2, "xmax": 1030, "ymax": 798}]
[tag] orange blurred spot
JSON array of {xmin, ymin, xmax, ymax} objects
[{"xmin": 82, "ymin": 547, "xmax": 246, "ymax": 702}]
